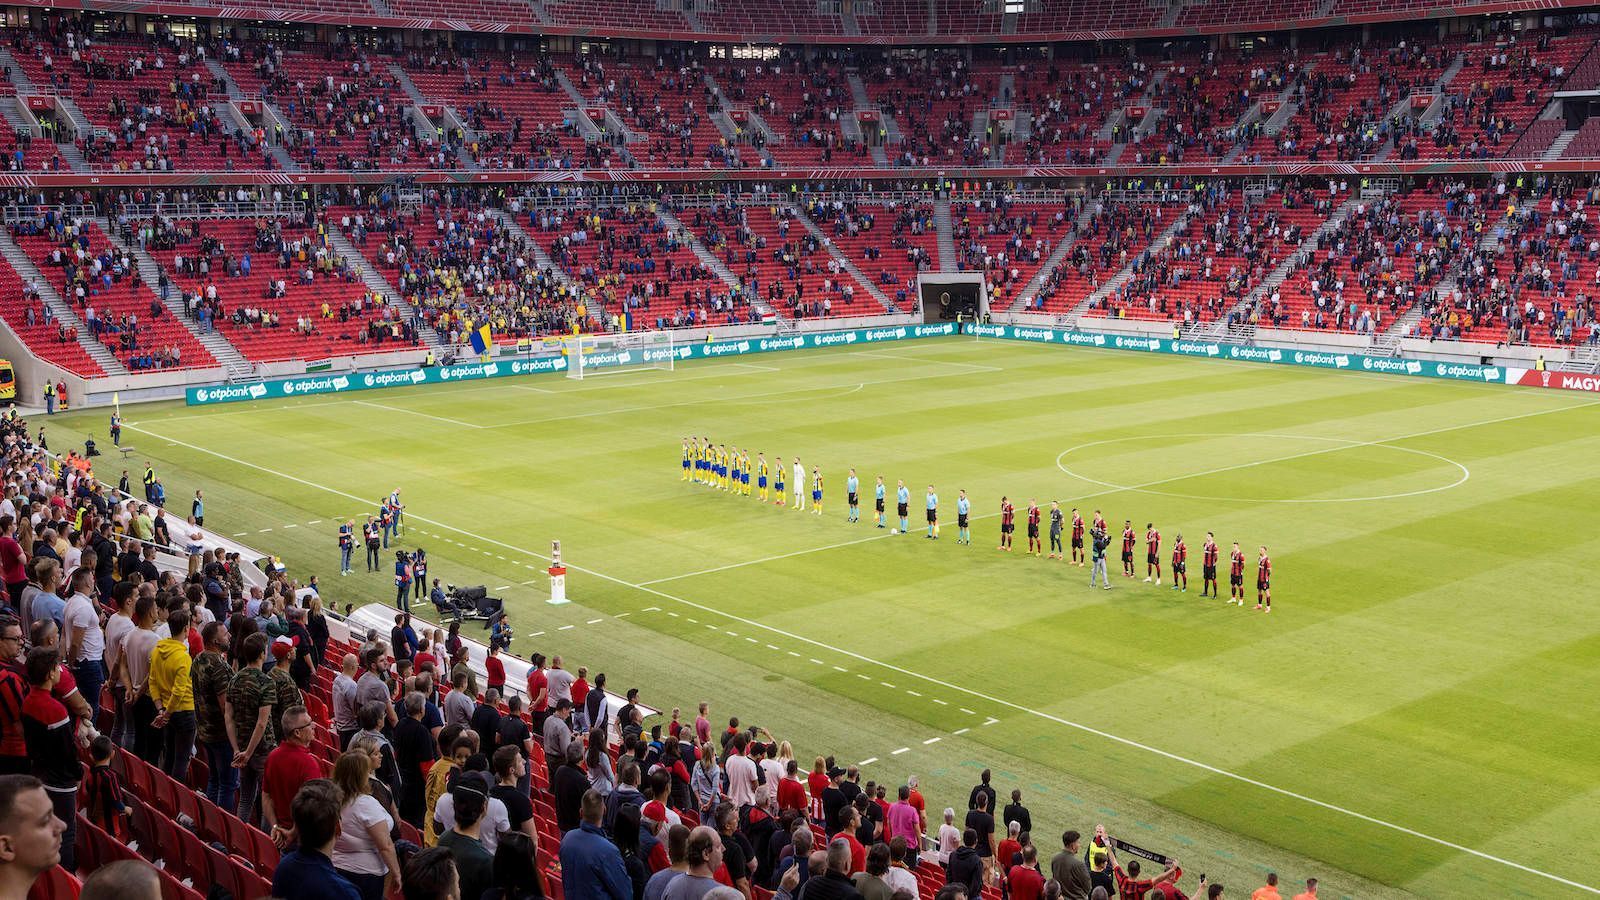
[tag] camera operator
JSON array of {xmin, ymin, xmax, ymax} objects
[{"xmin": 1090, "ymin": 524, "xmax": 1112, "ymax": 589}]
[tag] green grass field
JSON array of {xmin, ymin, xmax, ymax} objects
[{"xmin": 51, "ymin": 337, "xmax": 1600, "ymax": 898}]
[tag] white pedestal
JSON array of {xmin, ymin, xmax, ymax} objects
[{"xmin": 548, "ymin": 566, "xmax": 568, "ymax": 605}]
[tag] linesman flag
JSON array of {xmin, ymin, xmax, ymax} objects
[{"xmin": 469, "ymin": 324, "xmax": 492, "ymax": 356}]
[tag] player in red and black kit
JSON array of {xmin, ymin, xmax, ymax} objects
[
  {"xmin": 1257, "ymin": 546, "xmax": 1272, "ymax": 612},
  {"xmin": 1144, "ymin": 523, "xmax": 1162, "ymax": 585},
  {"xmin": 998, "ymin": 497, "xmax": 1015, "ymax": 551},
  {"xmin": 1070, "ymin": 509, "xmax": 1086, "ymax": 567},
  {"xmin": 1228, "ymin": 542, "xmax": 1246, "ymax": 605},
  {"xmin": 1121, "ymin": 521, "xmax": 1136, "ymax": 577},
  {"xmin": 1170, "ymin": 533, "xmax": 1187, "ymax": 592},
  {"xmin": 1026, "ymin": 500, "xmax": 1042, "ymax": 556},
  {"xmin": 1201, "ymin": 532, "xmax": 1219, "ymax": 597}
]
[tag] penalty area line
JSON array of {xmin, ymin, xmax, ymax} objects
[{"xmin": 120, "ymin": 418, "xmax": 1600, "ymax": 897}]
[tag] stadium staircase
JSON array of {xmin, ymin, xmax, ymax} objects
[
  {"xmin": 653, "ymin": 206, "xmax": 781, "ymax": 320},
  {"xmin": 846, "ymin": 73, "xmax": 893, "ymax": 166},
  {"xmin": 551, "ymin": 71, "xmax": 612, "ymax": 148},
  {"xmin": 1205, "ymin": 194, "xmax": 1360, "ymax": 339},
  {"xmin": 0, "ymin": 95, "xmax": 31, "ymax": 138},
  {"xmin": 783, "ymin": 201, "xmax": 899, "ymax": 313},
  {"xmin": 840, "ymin": 1, "xmax": 862, "ymax": 35},
  {"xmin": 366, "ymin": 0, "xmax": 393, "ymax": 14},
  {"xmin": 1375, "ymin": 215, "xmax": 1500, "ymax": 352},
  {"xmin": 93, "ymin": 216, "xmax": 257, "ymax": 379},
  {"xmin": 1544, "ymin": 129, "xmax": 1578, "ymax": 160},
  {"xmin": 1010, "ymin": 201, "xmax": 1097, "ymax": 313},
  {"xmin": 1415, "ymin": 53, "xmax": 1468, "ymax": 130},
  {"xmin": 323, "ymin": 226, "xmax": 446, "ymax": 349},
  {"xmin": 1059, "ymin": 205, "xmax": 1195, "ymax": 327},
  {"xmin": 491, "ymin": 207, "xmax": 585, "ymax": 300},
  {"xmin": 0, "ymin": 48, "xmax": 39, "ymax": 94},
  {"xmin": 388, "ymin": 66, "xmax": 483, "ymax": 173},
  {"xmin": 1220, "ymin": 67, "xmax": 1311, "ymax": 164},
  {"xmin": 203, "ymin": 58, "xmax": 299, "ymax": 172},
  {"xmin": 0, "ymin": 229, "xmax": 128, "ymax": 375},
  {"xmin": 933, "ymin": 199, "xmax": 957, "ymax": 271},
  {"xmin": 703, "ymin": 71, "xmax": 774, "ymax": 166},
  {"xmin": 1558, "ymin": 345, "xmax": 1600, "ymax": 373}
]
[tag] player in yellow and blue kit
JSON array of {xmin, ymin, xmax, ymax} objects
[
  {"xmin": 846, "ymin": 469, "xmax": 860, "ymax": 523},
  {"xmin": 773, "ymin": 457, "xmax": 786, "ymax": 506},
  {"xmin": 740, "ymin": 450, "xmax": 752, "ymax": 496},
  {"xmin": 757, "ymin": 454, "xmax": 769, "ymax": 502},
  {"xmin": 682, "ymin": 439, "xmax": 691, "ymax": 481},
  {"xmin": 810, "ymin": 466, "xmax": 823, "ymax": 515}
]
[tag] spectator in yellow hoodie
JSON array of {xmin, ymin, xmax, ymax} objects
[{"xmin": 148, "ymin": 607, "xmax": 197, "ymax": 783}]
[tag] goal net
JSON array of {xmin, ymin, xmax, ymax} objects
[{"xmin": 565, "ymin": 331, "xmax": 676, "ymax": 379}]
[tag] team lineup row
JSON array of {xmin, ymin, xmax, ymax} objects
[{"xmin": 680, "ymin": 438, "xmax": 1276, "ymax": 610}]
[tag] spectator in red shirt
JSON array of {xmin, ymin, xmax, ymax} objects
[
  {"xmin": 1009, "ymin": 845, "xmax": 1046, "ymax": 900},
  {"xmin": 570, "ymin": 666, "xmax": 590, "ymax": 731},
  {"xmin": 263, "ymin": 705, "xmax": 325, "ymax": 848},
  {"xmin": 484, "ymin": 644, "xmax": 505, "ymax": 695},
  {"xmin": 807, "ymin": 756, "xmax": 830, "ymax": 820},
  {"xmin": 997, "ymin": 819, "xmax": 1023, "ymax": 874},
  {"xmin": 525, "ymin": 654, "xmax": 548, "ymax": 731},
  {"xmin": 693, "ymin": 701, "xmax": 711, "ymax": 746},
  {"xmin": 0, "ymin": 517, "xmax": 26, "ymax": 603},
  {"xmin": 1109, "ymin": 843, "xmax": 1182, "ymax": 900},
  {"xmin": 777, "ymin": 759, "xmax": 809, "ymax": 818},
  {"xmin": 907, "ymin": 774, "xmax": 927, "ymax": 837}
]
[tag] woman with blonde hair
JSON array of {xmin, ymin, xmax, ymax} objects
[
  {"xmin": 331, "ymin": 748, "xmax": 403, "ymax": 900},
  {"xmin": 807, "ymin": 755, "xmax": 830, "ymax": 820}
]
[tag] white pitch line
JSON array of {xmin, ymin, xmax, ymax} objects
[
  {"xmin": 891, "ymin": 747, "xmax": 910, "ymax": 755},
  {"xmin": 587, "ymin": 619, "xmax": 603, "ymax": 625},
  {"xmin": 307, "ymin": 520, "xmax": 321, "ymax": 525},
  {"xmin": 123, "ymin": 405, "xmax": 1600, "ymax": 897},
  {"xmin": 858, "ymin": 758, "xmax": 878, "ymax": 766},
  {"xmin": 953, "ymin": 728, "xmax": 970, "ymax": 736},
  {"xmin": 923, "ymin": 737, "xmax": 941, "ymax": 745},
  {"xmin": 353, "ymin": 399, "xmax": 484, "ymax": 429},
  {"xmin": 558, "ymin": 624, "xmax": 574, "ymax": 631},
  {"xmin": 283, "ymin": 524, "xmax": 297, "ymax": 529},
  {"xmin": 932, "ymin": 699, "xmax": 948, "ymax": 706}
]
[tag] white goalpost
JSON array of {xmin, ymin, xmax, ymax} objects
[{"xmin": 565, "ymin": 331, "xmax": 676, "ymax": 379}]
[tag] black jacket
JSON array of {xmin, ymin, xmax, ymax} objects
[
  {"xmin": 947, "ymin": 846, "xmax": 985, "ymax": 897},
  {"xmin": 798, "ymin": 872, "xmax": 864, "ymax": 900}
]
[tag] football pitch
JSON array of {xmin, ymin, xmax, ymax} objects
[{"xmin": 55, "ymin": 336, "xmax": 1600, "ymax": 898}]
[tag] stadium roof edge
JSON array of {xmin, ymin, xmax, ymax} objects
[{"xmin": 5, "ymin": 0, "xmax": 1589, "ymax": 47}]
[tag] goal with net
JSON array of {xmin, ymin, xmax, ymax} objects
[{"xmin": 564, "ymin": 331, "xmax": 677, "ymax": 379}]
